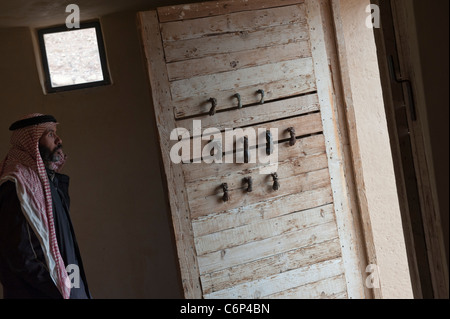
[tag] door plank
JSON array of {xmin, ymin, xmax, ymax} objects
[
  {"xmin": 186, "ymin": 153, "xmax": 329, "ymax": 201},
  {"xmin": 157, "ymin": 0, "xmax": 305, "ymax": 23},
  {"xmin": 174, "ymin": 74, "xmax": 316, "ymax": 119},
  {"xmin": 194, "ymin": 204, "xmax": 335, "ymax": 256},
  {"xmin": 176, "ymin": 93, "xmax": 319, "ymax": 137},
  {"xmin": 192, "ymin": 186, "xmax": 333, "ymax": 237},
  {"xmin": 167, "ymin": 41, "xmax": 311, "ymax": 81},
  {"xmin": 163, "ymin": 23, "xmax": 309, "ymax": 62},
  {"xmin": 161, "ymin": 5, "xmax": 306, "ymax": 42},
  {"xmin": 175, "ymin": 112, "xmax": 323, "ymax": 162},
  {"xmin": 170, "ymin": 58, "xmax": 314, "ymax": 102},
  {"xmin": 184, "ymin": 134, "xmax": 325, "ymax": 183},
  {"xmin": 263, "ymin": 274, "xmax": 347, "ymax": 299},
  {"xmin": 204, "ymin": 258, "xmax": 344, "ymax": 298},
  {"xmin": 186, "ymin": 152, "xmax": 328, "ymax": 192},
  {"xmin": 188, "ymin": 168, "xmax": 331, "ymax": 219},
  {"xmin": 198, "ymin": 221, "xmax": 339, "ymax": 275},
  {"xmin": 201, "ymin": 238, "xmax": 341, "ymax": 294}
]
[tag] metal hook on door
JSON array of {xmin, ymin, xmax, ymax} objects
[
  {"xmin": 257, "ymin": 89, "xmax": 265, "ymax": 104},
  {"xmin": 243, "ymin": 176, "xmax": 253, "ymax": 193},
  {"xmin": 234, "ymin": 93, "xmax": 243, "ymax": 109},
  {"xmin": 208, "ymin": 97, "xmax": 218, "ymax": 116},
  {"xmin": 221, "ymin": 183, "xmax": 229, "ymax": 202},
  {"xmin": 243, "ymin": 136, "xmax": 250, "ymax": 164},
  {"xmin": 271, "ymin": 173, "xmax": 280, "ymax": 191},
  {"xmin": 287, "ymin": 127, "xmax": 296, "ymax": 146},
  {"xmin": 266, "ymin": 130, "xmax": 273, "ymax": 155}
]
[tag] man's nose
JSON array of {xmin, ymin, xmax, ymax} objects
[{"xmin": 55, "ymin": 135, "xmax": 63, "ymax": 146}]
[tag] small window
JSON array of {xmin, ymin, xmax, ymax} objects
[{"xmin": 38, "ymin": 21, "xmax": 110, "ymax": 93}]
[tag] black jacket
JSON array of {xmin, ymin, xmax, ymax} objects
[{"xmin": 0, "ymin": 174, "xmax": 91, "ymax": 299}]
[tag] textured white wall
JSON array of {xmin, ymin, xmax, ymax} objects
[{"xmin": 334, "ymin": 0, "xmax": 413, "ymax": 298}]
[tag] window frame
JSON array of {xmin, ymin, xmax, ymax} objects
[{"xmin": 37, "ymin": 20, "xmax": 111, "ymax": 93}]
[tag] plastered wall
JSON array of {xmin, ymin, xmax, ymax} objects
[
  {"xmin": 0, "ymin": 12, "xmax": 182, "ymax": 298},
  {"xmin": 332, "ymin": 0, "xmax": 412, "ymax": 298},
  {"xmin": 333, "ymin": 0, "xmax": 413, "ymax": 298}
]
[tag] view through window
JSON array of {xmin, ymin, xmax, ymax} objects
[{"xmin": 38, "ymin": 22, "xmax": 110, "ymax": 93}]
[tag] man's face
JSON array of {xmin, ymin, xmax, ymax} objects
[{"xmin": 39, "ymin": 124, "xmax": 63, "ymax": 164}]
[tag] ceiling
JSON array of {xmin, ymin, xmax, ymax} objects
[{"xmin": 0, "ymin": 0, "xmax": 201, "ymax": 28}]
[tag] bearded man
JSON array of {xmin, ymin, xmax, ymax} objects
[{"xmin": 0, "ymin": 113, "xmax": 91, "ymax": 299}]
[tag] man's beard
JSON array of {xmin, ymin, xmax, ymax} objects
[{"xmin": 39, "ymin": 144, "xmax": 63, "ymax": 167}]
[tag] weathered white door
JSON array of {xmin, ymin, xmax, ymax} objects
[{"xmin": 139, "ymin": 0, "xmax": 368, "ymax": 299}]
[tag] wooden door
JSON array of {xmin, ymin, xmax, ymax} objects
[{"xmin": 139, "ymin": 0, "xmax": 368, "ymax": 299}]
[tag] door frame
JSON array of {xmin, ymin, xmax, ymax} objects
[{"xmin": 320, "ymin": 0, "xmax": 414, "ymax": 298}]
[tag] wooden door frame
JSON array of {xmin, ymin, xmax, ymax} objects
[{"xmin": 323, "ymin": 0, "xmax": 414, "ymax": 298}]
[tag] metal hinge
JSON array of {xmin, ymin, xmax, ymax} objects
[{"xmin": 388, "ymin": 55, "xmax": 417, "ymax": 121}]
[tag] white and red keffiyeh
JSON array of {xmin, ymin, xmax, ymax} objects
[{"xmin": 0, "ymin": 113, "xmax": 70, "ymax": 299}]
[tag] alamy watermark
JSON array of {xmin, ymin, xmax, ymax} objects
[
  {"xmin": 65, "ymin": 3, "xmax": 379, "ymax": 30},
  {"xmin": 170, "ymin": 120, "xmax": 279, "ymax": 174},
  {"xmin": 66, "ymin": 4, "xmax": 80, "ymax": 29},
  {"xmin": 365, "ymin": 264, "xmax": 381, "ymax": 289},
  {"xmin": 65, "ymin": 264, "xmax": 80, "ymax": 289},
  {"xmin": 366, "ymin": 4, "xmax": 380, "ymax": 29}
]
